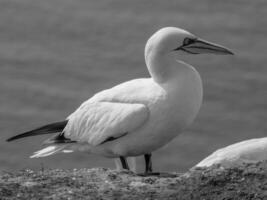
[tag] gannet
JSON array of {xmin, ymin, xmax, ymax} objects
[
  {"xmin": 195, "ymin": 137, "xmax": 267, "ymax": 168},
  {"xmin": 7, "ymin": 27, "xmax": 233, "ymax": 175}
]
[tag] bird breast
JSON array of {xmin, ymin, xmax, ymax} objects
[{"xmin": 109, "ymin": 71, "xmax": 202, "ymax": 156}]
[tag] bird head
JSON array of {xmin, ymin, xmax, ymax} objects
[{"xmin": 145, "ymin": 27, "xmax": 234, "ymax": 59}]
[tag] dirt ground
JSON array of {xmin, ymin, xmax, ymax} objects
[{"xmin": 1, "ymin": 161, "xmax": 267, "ymax": 200}]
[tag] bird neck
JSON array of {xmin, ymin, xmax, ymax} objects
[
  {"xmin": 146, "ymin": 51, "xmax": 203, "ymax": 129},
  {"xmin": 145, "ymin": 51, "xmax": 190, "ymax": 84}
]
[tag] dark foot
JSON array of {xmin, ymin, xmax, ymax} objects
[
  {"xmin": 141, "ymin": 153, "xmax": 179, "ymax": 177},
  {"xmin": 137, "ymin": 172, "xmax": 178, "ymax": 177},
  {"xmin": 137, "ymin": 172, "xmax": 160, "ymax": 176}
]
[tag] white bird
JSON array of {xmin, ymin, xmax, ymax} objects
[
  {"xmin": 7, "ymin": 27, "xmax": 233, "ymax": 175},
  {"xmin": 195, "ymin": 137, "xmax": 267, "ymax": 168}
]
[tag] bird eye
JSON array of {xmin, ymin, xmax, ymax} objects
[{"xmin": 183, "ymin": 38, "xmax": 196, "ymax": 46}]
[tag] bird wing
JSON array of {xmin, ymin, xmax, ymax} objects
[{"xmin": 63, "ymin": 101, "xmax": 149, "ymax": 146}]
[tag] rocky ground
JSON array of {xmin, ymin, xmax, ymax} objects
[{"xmin": 1, "ymin": 161, "xmax": 267, "ymax": 200}]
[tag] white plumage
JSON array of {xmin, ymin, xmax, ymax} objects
[{"xmin": 62, "ymin": 72, "xmax": 202, "ymax": 158}]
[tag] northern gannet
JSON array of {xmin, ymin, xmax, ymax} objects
[
  {"xmin": 195, "ymin": 137, "xmax": 267, "ymax": 168},
  {"xmin": 7, "ymin": 27, "xmax": 233, "ymax": 175}
]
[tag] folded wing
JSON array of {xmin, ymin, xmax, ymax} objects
[{"xmin": 64, "ymin": 101, "xmax": 149, "ymax": 146}]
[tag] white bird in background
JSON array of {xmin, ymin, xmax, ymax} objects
[
  {"xmin": 7, "ymin": 27, "xmax": 233, "ymax": 175},
  {"xmin": 195, "ymin": 137, "xmax": 267, "ymax": 168}
]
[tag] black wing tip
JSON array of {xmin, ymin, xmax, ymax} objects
[
  {"xmin": 6, "ymin": 130, "xmax": 33, "ymax": 142},
  {"xmin": 6, "ymin": 137, "xmax": 14, "ymax": 142},
  {"xmin": 6, "ymin": 120, "xmax": 68, "ymax": 142}
]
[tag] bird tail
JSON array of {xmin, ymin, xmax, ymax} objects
[
  {"xmin": 30, "ymin": 145, "xmax": 73, "ymax": 158},
  {"xmin": 6, "ymin": 120, "xmax": 68, "ymax": 142}
]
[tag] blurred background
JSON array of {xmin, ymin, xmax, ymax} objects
[{"xmin": 0, "ymin": 0, "xmax": 266, "ymax": 172}]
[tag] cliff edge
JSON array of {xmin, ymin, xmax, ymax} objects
[{"xmin": 1, "ymin": 161, "xmax": 267, "ymax": 199}]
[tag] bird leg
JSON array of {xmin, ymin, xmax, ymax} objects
[
  {"xmin": 145, "ymin": 153, "xmax": 153, "ymax": 173},
  {"xmin": 119, "ymin": 156, "xmax": 130, "ymax": 170},
  {"xmin": 138, "ymin": 153, "xmax": 160, "ymax": 176}
]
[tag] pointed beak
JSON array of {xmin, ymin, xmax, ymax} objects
[{"xmin": 182, "ymin": 38, "xmax": 234, "ymax": 55}]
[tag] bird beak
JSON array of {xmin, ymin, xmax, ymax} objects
[{"xmin": 182, "ymin": 38, "xmax": 234, "ymax": 55}]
